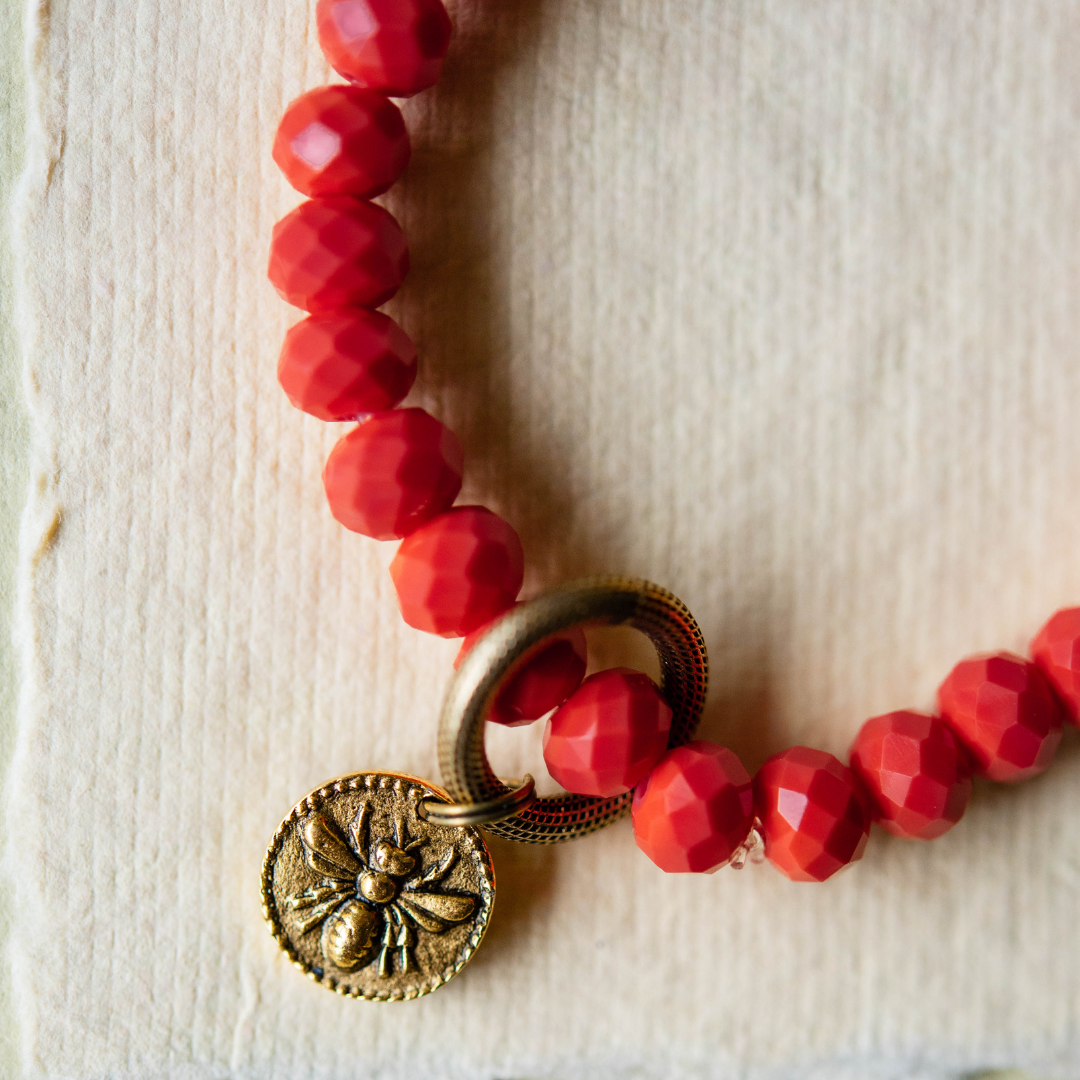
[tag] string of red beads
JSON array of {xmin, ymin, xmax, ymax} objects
[{"xmin": 269, "ymin": 0, "xmax": 1080, "ymax": 881}]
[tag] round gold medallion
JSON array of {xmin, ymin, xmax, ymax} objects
[{"xmin": 262, "ymin": 771, "xmax": 495, "ymax": 1000}]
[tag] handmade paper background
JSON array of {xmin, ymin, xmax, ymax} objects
[{"xmin": 9, "ymin": 0, "xmax": 1080, "ymax": 1077}]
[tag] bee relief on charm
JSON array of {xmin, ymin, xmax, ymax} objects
[
  {"xmin": 293, "ymin": 801, "xmax": 478, "ymax": 976},
  {"xmin": 262, "ymin": 772, "xmax": 495, "ymax": 1000}
]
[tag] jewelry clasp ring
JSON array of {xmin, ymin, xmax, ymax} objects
[{"xmin": 433, "ymin": 577, "xmax": 709, "ymax": 843}]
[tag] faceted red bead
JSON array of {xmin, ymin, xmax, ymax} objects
[
  {"xmin": 389, "ymin": 506, "xmax": 524, "ymax": 636},
  {"xmin": 542, "ymin": 668, "xmax": 672, "ymax": 798},
  {"xmin": 455, "ymin": 605, "xmax": 588, "ymax": 727},
  {"xmin": 316, "ymin": 0, "xmax": 453, "ymax": 98},
  {"xmin": 1031, "ymin": 607, "xmax": 1080, "ymax": 724},
  {"xmin": 322, "ymin": 409, "xmax": 463, "ymax": 540},
  {"xmin": 754, "ymin": 747, "xmax": 870, "ymax": 883},
  {"xmin": 273, "ymin": 85, "xmax": 410, "ymax": 198},
  {"xmin": 937, "ymin": 651, "xmax": 1063, "ymax": 783},
  {"xmin": 278, "ymin": 310, "xmax": 417, "ymax": 421},
  {"xmin": 268, "ymin": 196, "xmax": 408, "ymax": 313},
  {"xmin": 849, "ymin": 711, "xmax": 971, "ymax": 840},
  {"xmin": 632, "ymin": 741, "xmax": 754, "ymax": 873}
]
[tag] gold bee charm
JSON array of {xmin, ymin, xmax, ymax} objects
[{"xmin": 262, "ymin": 772, "xmax": 495, "ymax": 1000}]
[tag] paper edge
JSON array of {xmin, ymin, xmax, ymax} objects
[{"xmin": 4, "ymin": 0, "xmax": 63, "ymax": 1075}]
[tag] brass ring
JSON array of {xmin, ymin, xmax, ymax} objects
[
  {"xmin": 418, "ymin": 774, "xmax": 537, "ymax": 827},
  {"xmin": 438, "ymin": 577, "xmax": 709, "ymax": 844}
]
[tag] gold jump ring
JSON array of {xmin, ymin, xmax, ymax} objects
[{"xmin": 418, "ymin": 774, "xmax": 537, "ymax": 827}]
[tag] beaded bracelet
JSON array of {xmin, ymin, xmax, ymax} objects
[{"xmin": 260, "ymin": 0, "xmax": 1080, "ymax": 1002}]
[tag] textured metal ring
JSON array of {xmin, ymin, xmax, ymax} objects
[
  {"xmin": 438, "ymin": 577, "xmax": 709, "ymax": 844},
  {"xmin": 418, "ymin": 774, "xmax": 537, "ymax": 827}
]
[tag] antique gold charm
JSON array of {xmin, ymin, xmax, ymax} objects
[
  {"xmin": 262, "ymin": 579, "xmax": 707, "ymax": 1000},
  {"xmin": 262, "ymin": 771, "xmax": 495, "ymax": 1000}
]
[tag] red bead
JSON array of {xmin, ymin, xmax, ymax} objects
[
  {"xmin": 1031, "ymin": 607, "xmax": 1080, "ymax": 724},
  {"xmin": 849, "ymin": 711, "xmax": 971, "ymax": 840},
  {"xmin": 754, "ymin": 747, "xmax": 870, "ymax": 882},
  {"xmin": 316, "ymin": 0, "xmax": 453, "ymax": 97},
  {"xmin": 632, "ymin": 741, "xmax": 754, "ymax": 873},
  {"xmin": 273, "ymin": 85, "xmax": 410, "ymax": 198},
  {"xmin": 455, "ymin": 605, "xmax": 588, "ymax": 726},
  {"xmin": 389, "ymin": 506, "xmax": 524, "ymax": 636},
  {"xmin": 268, "ymin": 196, "xmax": 408, "ymax": 313},
  {"xmin": 937, "ymin": 651, "xmax": 1063, "ymax": 783},
  {"xmin": 278, "ymin": 310, "xmax": 417, "ymax": 421},
  {"xmin": 323, "ymin": 409, "xmax": 463, "ymax": 540},
  {"xmin": 542, "ymin": 668, "xmax": 672, "ymax": 798}
]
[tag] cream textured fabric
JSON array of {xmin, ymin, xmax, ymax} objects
[{"xmin": 9, "ymin": 0, "xmax": 1080, "ymax": 1076}]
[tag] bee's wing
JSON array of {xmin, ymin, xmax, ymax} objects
[
  {"xmin": 398, "ymin": 891, "xmax": 476, "ymax": 933},
  {"xmin": 301, "ymin": 814, "xmax": 362, "ymax": 878},
  {"xmin": 348, "ymin": 802, "xmax": 369, "ymax": 867},
  {"xmin": 294, "ymin": 893, "xmax": 353, "ymax": 935},
  {"xmin": 286, "ymin": 881, "xmax": 347, "ymax": 910}
]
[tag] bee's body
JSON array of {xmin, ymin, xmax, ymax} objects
[{"xmin": 322, "ymin": 899, "xmax": 381, "ymax": 971}]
